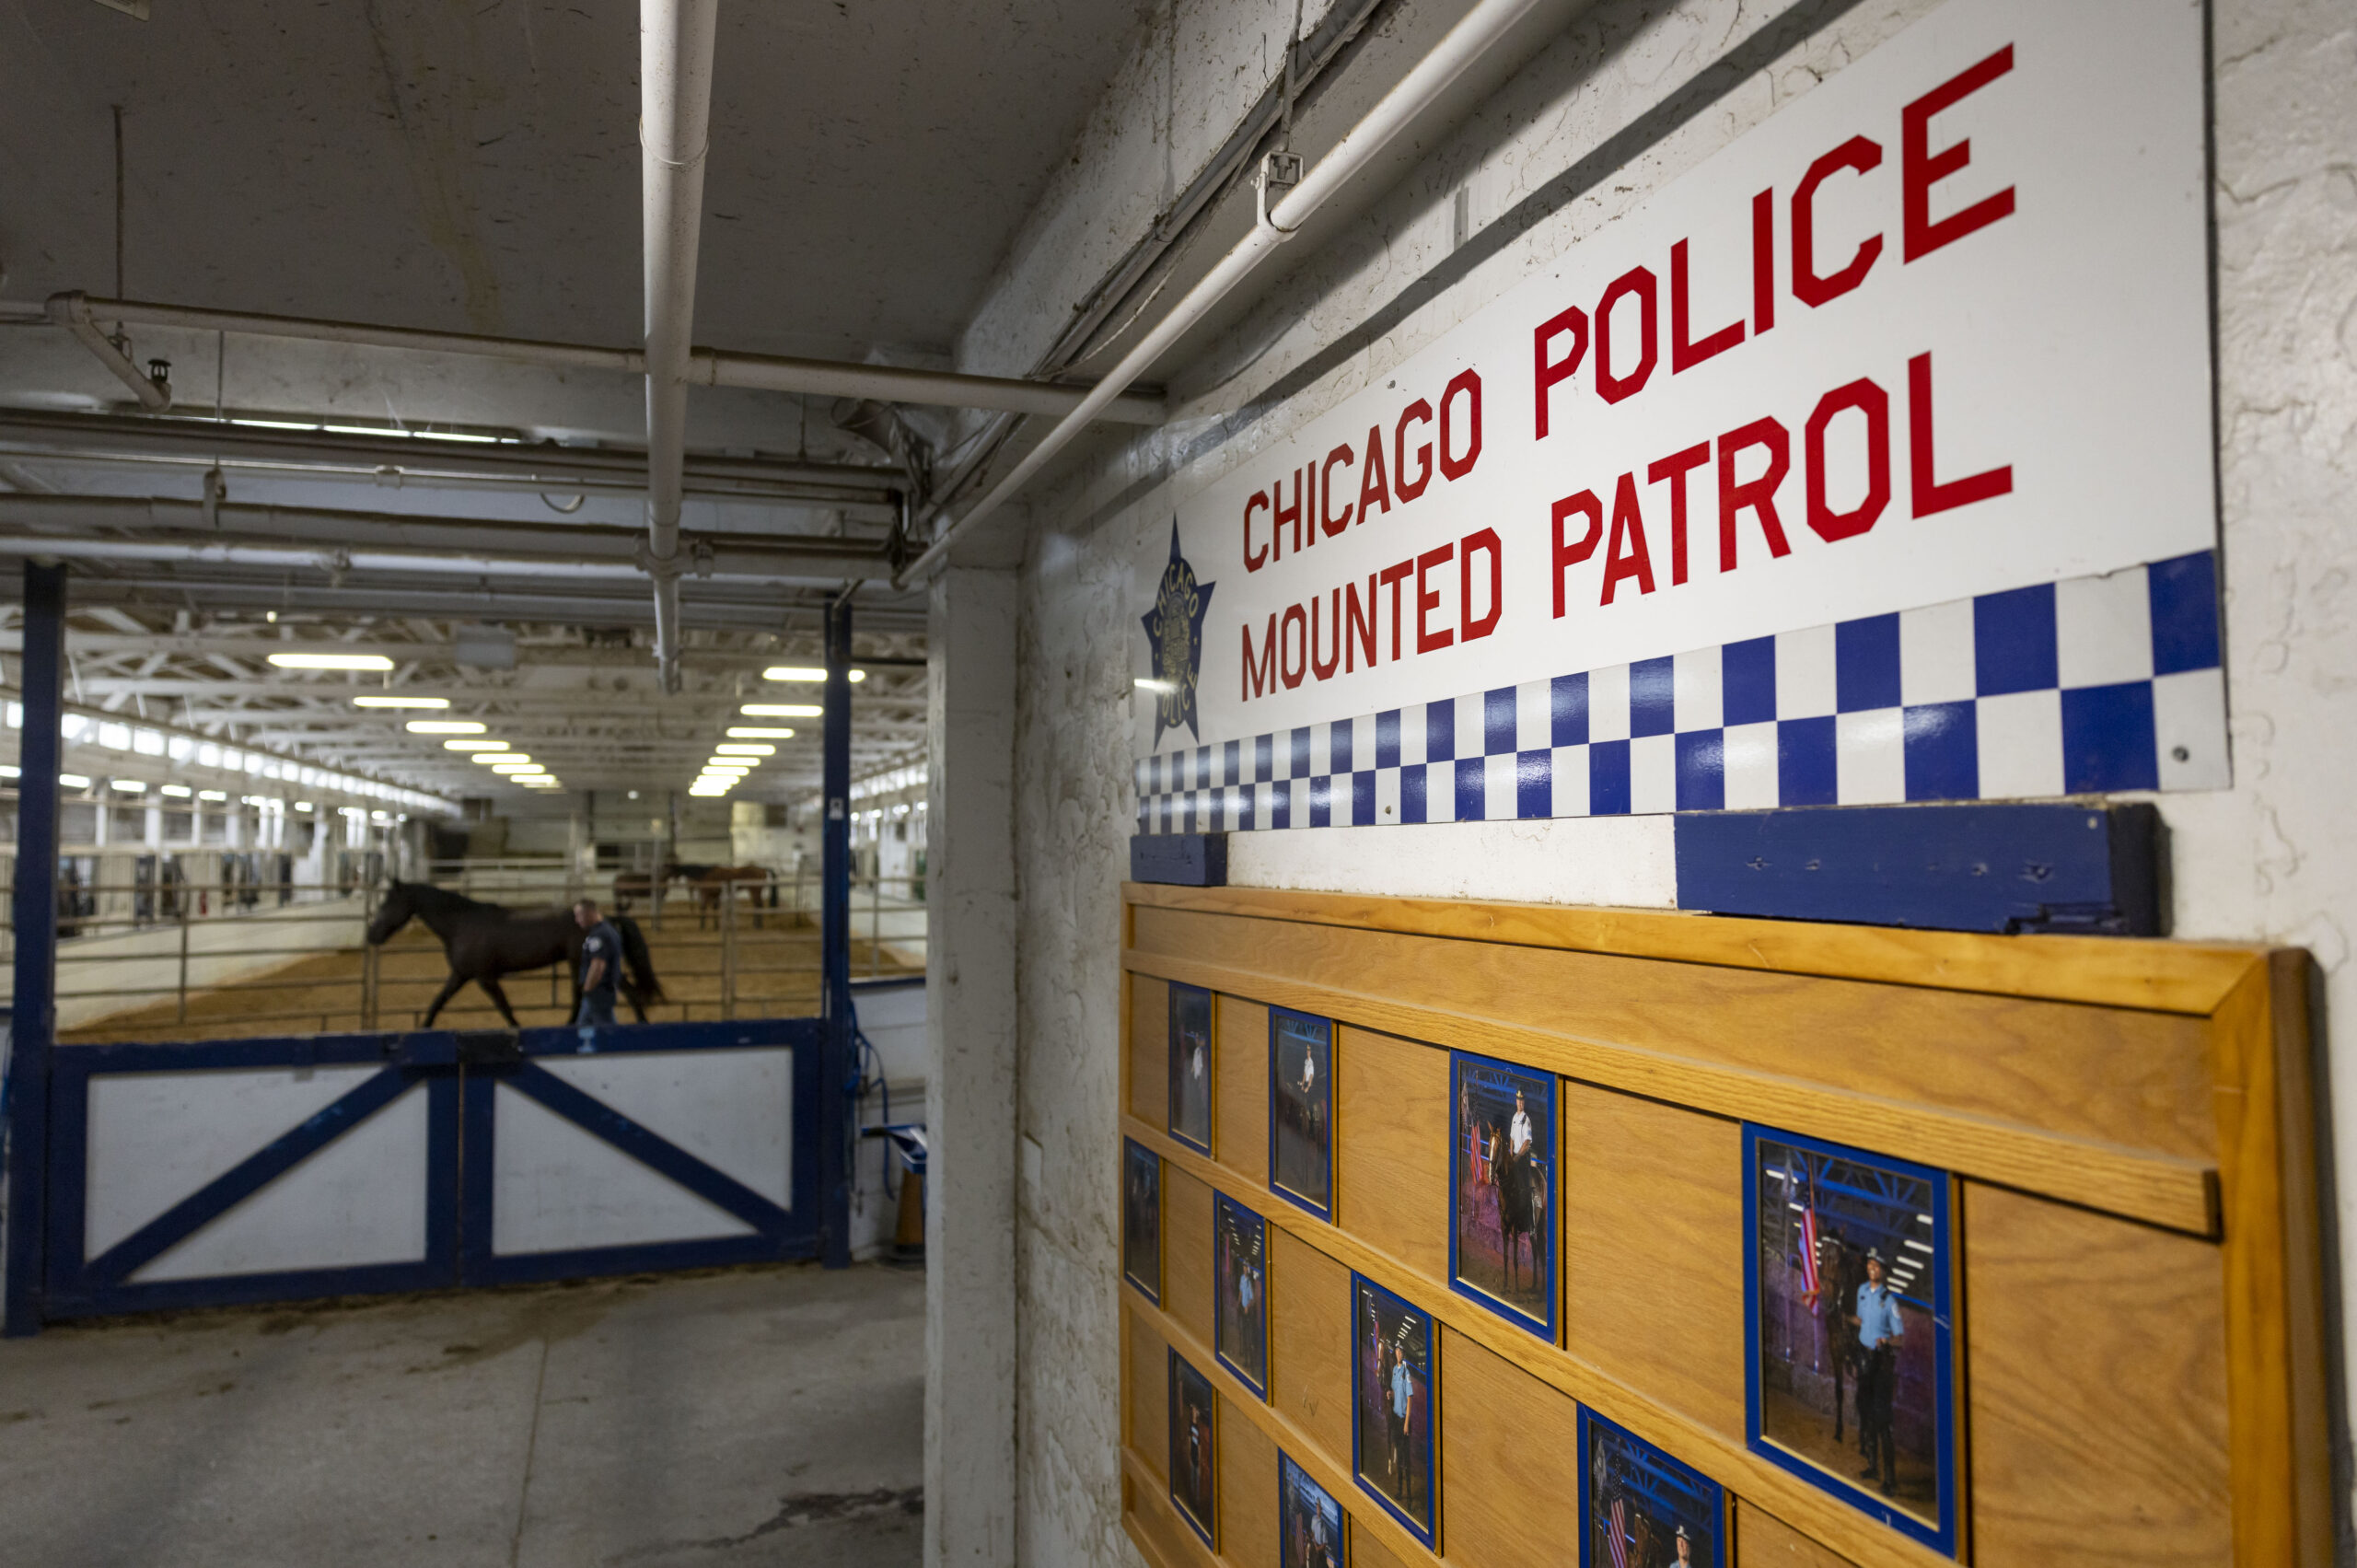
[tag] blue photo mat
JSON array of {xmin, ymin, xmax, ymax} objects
[
  {"xmin": 1446, "ymin": 1050, "xmax": 1557, "ymax": 1338},
  {"xmin": 1122, "ymin": 1136, "xmax": 1161, "ymax": 1306},
  {"xmin": 1167, "ymin": 981, "xmax": 1214, "ymax": 1155},
  {"xmin": 1167, "ymin": 1347, "xmax": 1219, "ymax": 1549},
  {"xmin": 1267, "ymin": 1006, "xmax": 1334, "ymax": 1220},
  {"xmin": 1576, "ymin": 1405, "xmax": 1725, "ymax": 1568},
  {"xmin": 1348, "ymin": 1270, "xmax": 1439, "ymax": 1548},
  {"xmin": 1213, "ymin": 1190, "xmax": 1270, "ymax": 1399}
]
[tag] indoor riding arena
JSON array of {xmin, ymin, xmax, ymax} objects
[{"xmin": 3, "ymin": 3, "xmax": 2351, "ymax": 1568}]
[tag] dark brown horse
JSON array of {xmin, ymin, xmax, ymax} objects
[
  {"xmin": 1496, "ymin": 1136, "xmax": 1538, "ymax": 1295},
  {"xmin": 366, "ymin": 879, "xmax": 664, "ymax": 1028},
  {"xmin": 674, "ymin": 863, "xmax": 772, "ymax": 930}
]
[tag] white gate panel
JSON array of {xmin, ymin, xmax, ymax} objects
[
  {"xmin": 535, "ymin": 1048, "xmax": 793, "ymax": 1206},
  {"xmin": 491, "ymin": 1083, "xmax": 756, "ymax": 1256}
]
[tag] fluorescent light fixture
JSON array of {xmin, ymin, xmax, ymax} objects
[
  {"xmin": 1134, "ymin": 677, "xmax": 1176, "ymax": 693},
  {"xmin": 492, "ymin": 763, "xmax": 543, "ymax": 774},
  {"xmin": 160, "ymin": 784, "xmax": 192, "ymax": 798},
  {"xmin": 406, "ymin": 720, "xmax": 486, "ymax": 735},
  {"xmin": 59, "ymin": 773, "xmax": 89, "ymax": 788},
  {"xmin": 702, "ymin": 762, "xmax": 751, "ymax": 773},
  {"xmin": 474, "ymin": 752, "xmax": 528, "ymax": 765},
  {"xmin": 295, "ymin": 801, "xmax": 313, "ymax": 812},
  {"xmin": 268, "ymin": 652, "xmax": 395, "ymax": 671},
  {"xmin": 110, "ymin": 778, "xmax": 146, "ymax": 792},
  {"xmin": 726, "ymin": 727, "xmax": 795, "ymax": 739},
  {"xmin": 0, "ymin": 765, "xmax": 19, "ymax": 778},
  {"xmin": 740, "ymin": 703, "xmax": 822, "ymax": 718},
  {"xmin": 714, "ymin": 743, "xmax": 774, "ymax": 756},
  {"xmin": 198, "ymin": 789, "xmax": 228, "ymax": 802},
  {"xmin": 444, "ymin": 739, "xmax": 508, "ymax": 751},
  {"xmin": 353, "ymin": 695, "xmax": 449, "ymax": 709},
  {"xmin": 762, "ymin": 666, "xmax": 864, "ymax": 683}
]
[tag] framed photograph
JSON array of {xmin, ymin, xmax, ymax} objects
[
  {"xmin": 1578, "ymin": 1406, "xmax": 1724, "ymax": 1568},
  {"xmin": 1213, "ymin": 1192, "xmax": 1270, "ymax": 1397},
  {"xmin": 1743, "ymin": 1125, "xmax": 1958, "ymax": 1555},
  {"xmin": 1168, "ymin": 1348, "xmax": 1219, "ymax": 1549},
  {"xmin": 1123, "ymin": 1137, "xmax": 1162, "ymax": 1305},
  {"xmin": 1278, "ymin": 1450, "xmax": 1344, "ymax": 1568},
  {"xmin": 1350, "ymin": 1272, "xmax": 1438, "ymax": 1547},
  {"xmin": 1449, "ymin": 1051, "xmax": 1556, "ymax": 1337},
  {"xmin": 1168, "ymin": 981, "xmax": 1214, "ymax": 1153},
  {"xmin": 1268, "ymin": 1006, "xmax": 1333, "ymax": 1220}
]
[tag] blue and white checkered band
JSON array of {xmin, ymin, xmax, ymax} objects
[{"xmin": 1133, "ymin": 550, "xmax": 2224, "ymax": 832}]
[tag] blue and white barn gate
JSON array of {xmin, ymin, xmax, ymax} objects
[{"xmin": 37, "ymin": 1018, "xmax": 826, "ymax": 1320}]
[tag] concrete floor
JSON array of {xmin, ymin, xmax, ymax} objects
[{"xmin": 0, "ymin": 1263, "xmax": 923, "ymax": 1567}]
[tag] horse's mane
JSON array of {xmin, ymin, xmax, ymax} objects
[{"xmin": 389, "ymin": 879, "xmax": 506, "ymax": 915}]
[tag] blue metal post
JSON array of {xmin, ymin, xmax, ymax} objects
[
  {"xmin": 819, "ymin": 594, "xmax": 853, "ymax": 1269},
  {"xmin": 5, "ymin": 562, "xmax": 64, "ymax": 1335}
]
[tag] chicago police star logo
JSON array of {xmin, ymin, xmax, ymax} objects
[{"xmin": 1141, "ymin": 520, "xmax": 1214, "ymax": 749}]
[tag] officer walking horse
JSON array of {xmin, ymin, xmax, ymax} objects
[{"xmin": 366, "ymin": 879, "xmax": 665, "ymax": 1027}]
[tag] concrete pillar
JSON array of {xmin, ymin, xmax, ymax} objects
[
  {"xmin": 924, "ymin": 566, "xmax": 1019, "ymax": 1568},
  {"xmin": 225, "ymin": 805, "xmax": 244, "ymax": 849},
  {"xmin": 91, "ymin": 796, "xmax": 109, "ymax": 847},
  {"xmin": 143, "ymin": 803, "xmax": 162, "ymax": 847}
]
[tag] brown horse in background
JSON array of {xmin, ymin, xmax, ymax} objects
[{"xmin": 670, "ymin": 863, "xmax": 772, "ymax": 930}]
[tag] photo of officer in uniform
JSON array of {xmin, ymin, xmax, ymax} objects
[
  {"xmin": 1747, "ymin": 1130, "xmax": 1952, "ymax": 1539},
  {"xmin": 1352, "ymin": 1273, "xmax": 1436, "ymax": 1543},
  {"xmin": 1578, "ymin": 1407, "xmax": 1722, "ymax": 1568},
  {"xmin": 1167, "ymin": 982, "xmax": 1213, "ymax": 1151},
  {"xmin": 1214, "ymin": 1193, "xmax": 1269, "ymax": 1395},
  {"xmin": 1278, "ymin": 1451, "xmax": 1343, "ymax": 1568},
  {"xmin": 1167, "ymin": 1350, "xmax": 1219, "ymax": 1547},
  {"xmin": 1451, "ymin": 1053, "xmax": 1554, "ymax": 1332},
  {"xmin": 1269, "ymin": 1009, "xmax": 1333, "ymax": 1216},
  {"xmin": 1123, "ymin": 1139, "xmax": 1162, "ymax": 1303}
]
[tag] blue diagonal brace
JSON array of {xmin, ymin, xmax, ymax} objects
[
  {"xmin": 87, "ymin": 1067, "xmax": 416, "ymax": 1286},
  {"xmin": 504, "ymin": 1063, "xmax": 789, "ymax": 1236}
]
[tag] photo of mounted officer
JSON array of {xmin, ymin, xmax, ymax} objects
[
  {"xmin": 1213, "ymin": 1192, "xmax": 1269, "ymax": 1395},
  {"xmin": 1747, "ymin": 1128, "xmax": 1955, "ymax": 1545},
  {"xmin": 1167, "ymin": 981, "xmax": 1213, "ymax": 1152},
  {"xmin": 1278, "ymin": 1451, "xmax": 1343, "ymax": 1568},
  {"xmin": 1351, "ymin": 1272, "xmax": 1437, "ymax": 1544},
  {"xmin": 1168, "ymin": 1349, "xmax": 1219, "ymax": 1547},
  {"xmin": 1269, "ymin": 1008, "xmax": 1334, "ymax": 1217},
  {"xmin": 1578, "ymin": 1408, "xmax": 1722, "ymax": 1568},
  {"xmin": 1450, "ymin": 1052, "xmax": 1554, "ymax": 1333},
  {"xmin": 1123, "ymin": 1138, "xmax": 1162, "ymax": 1304}
]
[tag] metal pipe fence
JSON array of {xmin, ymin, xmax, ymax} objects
[{"xmin": 0, "ymin": 861, "xmax": 925, "ymax": 1042}]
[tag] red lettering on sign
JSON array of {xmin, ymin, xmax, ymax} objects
[
  {"xmin": 1909, "ymin": 352, "xmax": 2011, "ymax": 516},
  {"xmin": 1460, "ymin": 529, "xmax": 1503, "ymax": 642},
  {"xmin": 1904, "ymin": 45, "xmax": 2015, "ymax": 262},
  {"xmin": 1271, "ymin": 468, "xmax": 1303, "ymax": 561},
  {"xmin": 1356, "ymin": 425, "xmax": 1391, "ymax": 520},
  {"xmin": 1394, "ymin": 401, "xmax": 1434, "ymax": 502},
  {"xmin": 1243, "ymin": 490, "xmax": 1269, "ymax": 571},
  {"xmin": 1805, "ymin": 377, "xmax": 1892, "ymax": 542},
  {"xmin": 1243, "ymin": 614, "xmax": 1278, "ymax": 701},
  {"xmin": 1551, "ymin": 491, "xmax": 1604, "ymax": 620},
  {"xmin": 1280, "ymin": 603, "xmax": 1308, "ymax": 689},
  {"xmin": 1671, "ymin": 238, "xmax": 1745, "ymax": 373},
  {"xmin": 1415, "ymin": 543, "xmax": 1456, "ymax": 654},
  {"xmin": 1646, "ymin": 441, "xmax": 1713, "ymax": 587},
  {"xmin": 1793, "ymin": 136, "xmax": 1884, "ymax": 308},
  {"xmin": 1752, "ymin": 188, "xmax": 1777, "ymax": 335},
  {"xmin": 1596, "ymin": 266, "xmax": 1659, "ymax": 405},
  {"xmin": 1320, "ymin": 445, "xmax": 1355, "ymax": 537},
  {"xmin": 1311, "ymin": 590, "xmax": 1342, "ymax": 680},
  {"xmin": 1533, "ymin": 304, "xmax": 1589, "ymax": 439},
  {"xmin": 1345, "ymin": 575, "xmax": 1377, "ymax": 672},
  {"xmin": 1717, "ymin": 417, "xmax": 1794, "ymax": 571},
  {"xmin": 1440, "ymin": 370, "xmax": 1483, "ymax": 481},
  {"xmin": 1379, "ymin": 559, "xmax": 1414, "ymax": 661},
  {"xmin": 1601, "ymin": 472, "xmax": 1656, "ymax": 605}
]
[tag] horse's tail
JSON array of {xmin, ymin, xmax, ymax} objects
[{"xmin": 615, "ymin": 915, "xmax": 666, "ymax": 1003}]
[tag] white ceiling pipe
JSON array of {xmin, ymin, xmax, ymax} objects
[
  {"xmin": 897, "ymin": 0, "xmax": 1549, "ymax": 588},
  {"xmin": 39, "ymin": 296, "xmax": 1165, "ymax": 424},
  {"xmin": 0, "ymin": 531, "xmax": 888, "ymax": 585},
  {"xmin": 640, "ymin": 0, "xmax": 721, "ymax": 692}
]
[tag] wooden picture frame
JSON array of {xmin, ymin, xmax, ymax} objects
[
  {"xmin": 1268, "ymin": 1005, "xmax": 1334, "ymax": 1220},
  {"xmin": 1449, "ymin": 1050, "xmax": 1557, "ymax": 1339}
]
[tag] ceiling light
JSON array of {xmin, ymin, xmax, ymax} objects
[
  {"xmin": 444, "ymin": 739, "xmax": 508, "ymax": 751},
  {"xmin": 353, "ymin": 695, "xmax": 449, "ymax": 709},
  {"xmin": 59, "ymin": 773, "xmax": 89, "ymax": 788},
  {"xmin": 160, "ymin": 784, "xmax": 192, "ymax": 798},
  {"xmin": 715, "ymin": 743, "xmax": 774, "ymax": 756},
  {"xmin": 269, "ymin": 652, "xmax": 395, "ymax": 671},
  {"xmin": 702, "ymin": 762, "xmax": 751, "ymax": 773},
  {"xmin": 761, "ymin": 666, "xmax": 864, "ymax": 682},
  {"xmin": 197, "ymin": 789, "xmax": 227, "ymax": 802},
  {"xmin": 110, "ymin": 778, "xmax": 146, "ymax": 792},
  {"xmin": 741, "ymin": 703, "xmax": 822, "ymax": 718},
  {"xmin": 492, "ymin": 763, "xmax": 544, "ymax": 775},
  {"xmin": 406, "ymin": 720, "xmax": 486, "ymax": 735},
  {"xmin": 472, "ymin": 751, "xmax": 527, "ymax": 765},
  {"xmin": 726, "ymin": 726, "xmax": 795, "ymax": 739}
]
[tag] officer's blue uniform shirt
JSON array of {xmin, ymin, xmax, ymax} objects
[
  {"xmin": 581, "ymin": 920, "xmax": 621, "ymax": 996},
  {"xmin": 1855, "ymin": 1281, "xmax": 1904, "ymax": 1350}
]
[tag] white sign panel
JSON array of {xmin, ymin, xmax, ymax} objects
[{"xmin": 1133, "ymin": 0, "xmax": 2220, "ymax": 825}]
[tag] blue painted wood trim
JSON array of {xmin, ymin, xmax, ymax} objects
[
  {"xmin": 819, "ymin": 598, "xmax": 854, "ymax": 1270},
  {"xmin": 83, "ymin": 1067, "xmax": 420, "ymax": 1286},
  {"xmin": 459, "ymin": 1069, "xmax": 499, "ymax": 1287},
  {"xmin": 1131, "ymin": 832, "xmax": 1228, "ymax": 887},
  {"xmin": 513, "ymin": 1016, "xmax": 824, "ymax": 1058},
  {"xmin": 468, "ymin": 1232, "xmax": 816, "ymax": 1288},
  {"xmin": 500, "ymin": 1063, "xmax": 794, "ymax": 1236},
  {"xmin": 5, "ymin": 562, "xmax": 65, "ymax": 1337},
  {"xmin": 1673, "ymin": 802, "xmax": 2161, "ymax": 935}
]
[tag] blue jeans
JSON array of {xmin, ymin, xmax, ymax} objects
[{"xmin": 574, "ymin": 992, "xmax": 617, "ymax": 1028}]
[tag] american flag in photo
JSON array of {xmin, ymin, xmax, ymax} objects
[
  {"xmin": 1608, "ymin": 1496, "xmax": 1630, "ymax": 1568},
  {"xmin": 1798, "ymin": 1202, "xmax": 1821, "ymax": 1297}
]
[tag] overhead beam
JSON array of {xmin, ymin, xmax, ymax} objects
[{"xmin": 54, "ymin": 295, "xmax": 1168, "ymax": 424}]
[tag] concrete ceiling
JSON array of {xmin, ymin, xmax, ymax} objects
[{"xmin": 0, "ymin": 0, "xmax": 1161, "ymax": 807}]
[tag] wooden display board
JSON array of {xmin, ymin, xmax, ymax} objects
[{"xmin": 1116, "ymin": 883, "xmax": 2327, "ymax": 1568}]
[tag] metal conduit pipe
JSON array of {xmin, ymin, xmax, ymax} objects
[
  {"xmin": 897, "ymin": 0, "xmax": 1547, "ymax": 587},
  {"xmin": 641, "ymin": 0, "xmax": 720, "ymax": 691},
  {"xmin": 36, "ymin": 296, "xmax": 1167, "ymax": 424}
]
